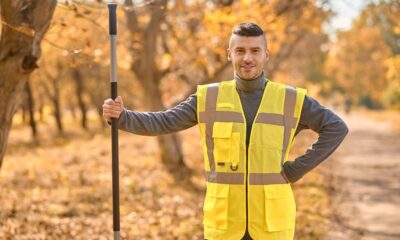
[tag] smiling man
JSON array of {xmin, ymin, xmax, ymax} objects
[
  {"xmin": 228, "ymin": 28, "xmax": 269, "ymax": 80},
  {"xmin": 102, "ymin": 23, "xmax": 349, "ymax": 240}
]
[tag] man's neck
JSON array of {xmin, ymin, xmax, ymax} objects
[{"xmin": 234, "ymin": 72, "xmax": 267, "ymax": 92}]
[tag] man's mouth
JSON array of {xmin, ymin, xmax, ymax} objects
[{"xmin": 241, "ymin": 65, "xmax": 255, "ymax": 70}]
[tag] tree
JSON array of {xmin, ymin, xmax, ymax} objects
[
  {"xmin": 355, "ymin": 0, "xmax": 400, "ymax": 55},
  {"xmin": 384, "ymin": 56, "xmax": 400, "ymax": 110},
  {"xmin": 325, "ymin": 0, "xmax": 399, "ymax": 108},
  {"xmin": 325, "ymin": 26, "xmax": 391, "ymax": 108},
  {"xmin": 39, "ymin": 62, "xmax": 65, "ymax": 134},
  {"xmin": 123, "ymin": 0, "xmax": 192, "ymax": 183},
  {"xmin": 23, "ymin": 79, "xmax": 38, "ymax": 139},
  {"xmin": 0, "ymin": 0, "xmax": 57, "ymax": 168}
]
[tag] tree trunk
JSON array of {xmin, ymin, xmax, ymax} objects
[
  {"xmin": 40, "ymin": 68, "xmax": 64, "ymax": 135},
  {"xmin": 141, "ymin": 67, "xmax": 192, "ymax": 180},
  {"xmin": 67, "ymin": 100, "xmax": 77, "ymax": 121},
  {"xmin": 25, "ymin": 80, "xmax": 37, "ymax": 138},
  {"xmin": 21, "ymin": 102, "xmax": 27, "ymax": 124},
  {"xmin": 0, "ymin": 0, "xmax": 57, "ymax": 169},
  {"xmin": 124, "ymin": 0, "xmax": 192, "ymax": 182},
  {"xmin": 53, "ymin": 96, "xmax": 63, "ymax": 134},
  {"xmin": 96, "ymin": 106, "xmax": 106, "ymax": 129},
  {"xmin": 149, "ymin": 77, "xmax": 190, "ymax": 176},
  {"xmin": 71, "ymin": 68, "xmax": 88, "ymax": 130},
  {"xmin": 51, "ymin": 78, "xmax": 64, "ymax": 134},
  {"xmin": 125, "ymin": 0, "xmax": 190, "ymax": 177}
]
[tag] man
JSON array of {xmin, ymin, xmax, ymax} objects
[{"xmin": 102, "ymin": 23, "xmax": 348, "ymax": 240}]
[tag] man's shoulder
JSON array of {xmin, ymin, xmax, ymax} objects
[
  {"xmin": 196, "ymin": 80, "xmax": 236, "ymax": 92},
  {"xmin": 268, "ymin": 80, "xmax": 307, "ymax": 91},
  {"xmin": 196, "ymin": 82, "xmax": 218, "ymax": 92},
  {"xmin": 197, "ymin": 79, "xmax": 235, "ymax": 87},
  {"xmin": 264, "ymin": 80, "xmax": 301, "ymax": 94}
]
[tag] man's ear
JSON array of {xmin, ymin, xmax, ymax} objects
[
  {"xmin": 227, "ymin": 49, "xmax": 231, "ymax": 61},
  {"xmin": 265, "ymin": 48, "xmax": 270, "ymax": 61}
]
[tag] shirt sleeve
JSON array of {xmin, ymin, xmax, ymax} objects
[
  {"xmin": 107, "ymin": 93, "xmax": 198, "ymax": 136},
  {"xmin": 282, "ymin": 94, "xmax": 349, "ymax": 183}
]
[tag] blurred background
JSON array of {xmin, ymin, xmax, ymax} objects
[{"xmin": 0, "ymin": 0, "xmax": 399, "ymax": 239}]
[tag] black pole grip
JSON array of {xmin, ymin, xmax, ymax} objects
[
  {"xmin": 111, "ymin": 82, "xmax": 117, "ymax": 100},
  {"xmin": 108, "ymin": 3, "xmax": 117, "ymax": 35},
  {"xmin": 111, "ymin": 116, "xmax": 120, "ymax": 233}
]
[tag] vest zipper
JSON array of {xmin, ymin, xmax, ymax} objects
[
  {"xmin": 245, "ymin": 143, "xmax": 249, "ymax": 234},
  {"xmin": 236, "ymin": 81, "xmax": 269, "ymax": 239},
  {"xmin": 236, "ymin": 92, "xmax": 250, "ymax": 238}
]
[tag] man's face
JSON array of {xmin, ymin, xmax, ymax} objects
[{"xmin": 227, "ymin": 35, "xmax": 270, "ymax": 80}]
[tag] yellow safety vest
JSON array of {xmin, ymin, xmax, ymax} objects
[{"xmin": 196, "ymin": 79, "xmax": 307, "ymax": 240}]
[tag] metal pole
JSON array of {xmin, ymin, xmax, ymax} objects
[{"xmin": 107, "ymin": 3, "xmax": 120, "ymax": 240}]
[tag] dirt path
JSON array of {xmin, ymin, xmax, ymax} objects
[{"xmin": 324, "ymin": 111, "xmax": 400, "ymax": 240}]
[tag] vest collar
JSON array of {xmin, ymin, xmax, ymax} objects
[{"xmin": 234, "ymin": 71, "xmax": 267, "ymax": 92}]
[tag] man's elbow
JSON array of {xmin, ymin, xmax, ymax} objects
[{"xmin": 340, "ymin": 120, "xmax": 349, "ymax": 138}]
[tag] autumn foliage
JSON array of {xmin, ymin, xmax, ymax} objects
[
  {"xmin": 325, "ymin": 0, "xmax": 400, "ymax": 109},
  {"xmin": 1, "ymin": 0, "xmax": 399, "ymax": 239}
]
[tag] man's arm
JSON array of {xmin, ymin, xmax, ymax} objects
[
  {"xmin": 107, "ymin": 94, "xmax": 198, "ymax": 136},
  {"xmin": 282, "ymin": 95, "xmax": 349, "ymax": 183}
]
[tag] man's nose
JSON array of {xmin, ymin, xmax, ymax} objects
[{"xmin": 243, "ymin": 51, "xmax": 252, "ymax": 62}]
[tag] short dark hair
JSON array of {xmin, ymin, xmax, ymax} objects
[
  {"xmin": 229, "ymin": 22, "xmax": 267, "ymax": 49},
  {"xmin": 232, "ymin": 22, "xmax": 264, "ymax": 37}
]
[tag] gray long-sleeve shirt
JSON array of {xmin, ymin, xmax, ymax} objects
[{"xmin": 108, "ymin": 72, "xmax": 349, "ymax": 183}]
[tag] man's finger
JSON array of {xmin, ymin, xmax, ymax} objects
[
  {"xmin": 104, "ymin": 109, "xmax": 122, "ymax": 116},
  {"xmin": 104, "ymin": 105, "xmax": 121, "ymax": 111},
  {"xmin": 103, "ymin": 111, "xmax": 117, "ymax": 117},
  {"xmin": 103, "ymin": 102, "xmax": 122, "ymax": 109}
]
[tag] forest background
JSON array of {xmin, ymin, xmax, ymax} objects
[{"xmin": 1, "ymin": 0, "xmax": 399, "ymax": 239}]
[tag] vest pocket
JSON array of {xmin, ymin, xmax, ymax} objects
[
  {"xmin": 264, "ymin": 184, "xmax": 296, "ymax": 232},
  {"xmin": 213, "ymin": 122, "xmax": 233, "ymax": 164},
  {"xmin": 212, "ymin": 122, "xmax": 240, "ymax": 169},
  {"xmin": 203, "ymin": 183, "xmax": 230, "ymax": 230}
]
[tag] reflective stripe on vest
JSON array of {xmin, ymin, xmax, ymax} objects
[{"xmin": 205, "ymin": 171, "xmax": 287, "ymax": 185}]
